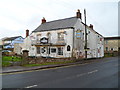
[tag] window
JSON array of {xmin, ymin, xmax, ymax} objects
[
  {"xmin": 88, "ymin": 31, "xmax": 90, "ymax": 34},
  {"xmin": 105, "ymin": 40, "xmax": 108, "ymax": 44},
  {"xmin": 41, "ymin": 47, "xmax": 46, "ymax": 53},
  {"xmin": 100, "ymin": 38, "xmax": 102, "ymax": 41},
  {"xmin": 51, "ymin": 48, "xmax": 56, "ymax": 53},
  {"xmin": 58, "ymin": 47, "xmax": 63, "ymax": 55},
  {"xmin": 58, "ymin": 32, "xmax": 64, "ymax": 41},
  {"xmin": 111, "ymin": 48, "xmax": 113, "ymax": 51},
  {"xmin": 47, "ymin": 47, "xmax": 50, "ymax": 54},
  {"xmin": 47, "ymin": 33, "xmax": 51, "ymax": 43},
  {"xmin": 67, "ymin": 45, "xmax": 71, "ymax": 51},
  {"xmin": 118, "ymin": 47, "xmax": 120, "ymax": 51},
  {"xmin": 32, "ymin": 48, "xmax": 34, "ymax": 50},
  {"xmin": 106, "ymin": 47, "xmax": 108, "ymax": 51},
  {"xmin": 37, "ymin": 34, "xmax": 41, "ymax": 41},
  {"xmin": 37, "ymin": 47, "xmax": 40, "ymax": 54}
]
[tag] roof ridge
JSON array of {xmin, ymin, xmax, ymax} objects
[
  {"xmin": 33, "ymin": 16, "xmax": 77, "ymax": 32},
  {"xmin": 3, "ymin": 36, "xmax": 22, "ymax": 41},
  {"xmin": 44, "ymin": 16, "xmax": 76, "ymax": 24}
]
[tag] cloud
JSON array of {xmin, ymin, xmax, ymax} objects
[{"xmin": 0, "ymin": 0, "xmax": 118, "ymax": 39}]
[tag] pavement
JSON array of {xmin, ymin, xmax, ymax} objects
[
  {"xmin": 2, "ymin": 56, "xmax": 118, "ymax": 88},
  {"xmin": 1, "ymin": 57, "xmax": 117, "ymax": 74}
]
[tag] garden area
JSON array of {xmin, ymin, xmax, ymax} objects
[
  {"xmin": 2, "ymin": 56, "xmax": 22, "ymax": 67},
  {"xmin": 2, "ymin": 55, "xmax": 76, "ymax": 67}
]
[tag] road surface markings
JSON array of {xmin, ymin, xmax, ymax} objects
[
  {"xmin": 76, "ymin": 73, "xmax": 86, "ymax": 77},
  {"xmin": 1, "ymin": 63, "xmax": 89, "ymax": 75},
  {"xmin": 66, "ymin": 69, "xmax": 98, "ymax": 79},
  {"xmin": 25, "ymin": 85, "xmax": 37, "ymax": 88},
  {"xmin": 87, "ymin": 70, "xmax": 98, "ymax": 74}
]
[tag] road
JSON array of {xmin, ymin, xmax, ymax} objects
[{"xmin": 2, "ymin": 57, "xmax": 119, "ymax": 88}]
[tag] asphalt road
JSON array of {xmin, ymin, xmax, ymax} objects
[{"xmin": 2, "ymin": 57, "xmax": 119, "ymax": 88}]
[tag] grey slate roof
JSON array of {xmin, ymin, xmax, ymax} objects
[
  {"xmin": 3, "ymin": 36, "xmax": 22, "ymax": 41},
  {"xmin": 33, "ymin": 17, "xmax": 78, "ymax": 32},
  {"xmin": 3, "ymin": 43, "xmax": 11, "ymax": 46}
]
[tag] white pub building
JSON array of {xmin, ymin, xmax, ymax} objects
[{"xmin": 22, "ymin": 10, "xmax": 104, "ymax": 59}]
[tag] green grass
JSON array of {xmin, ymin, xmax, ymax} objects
[
  {"xmin": 2, "ymin": 56, "xmax": 22, "ymax": 67},
  {"xmin": 2, "ymin": 56, "xmax": 22, "ymax": 62},
  {"xmin": 23, "ymin": 60, "xmax": 75, "ymax": 67},
  {"xmin": 2, "ymin": 61, "xmax": 11, "ymax": 67}
]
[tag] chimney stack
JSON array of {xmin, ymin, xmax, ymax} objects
[
  {"xmin": 89, "ymin": 24, "xmax": 93, "ymax": 29},
  {"xmin": 76, "ymin": 9, "xmax": 81, "ymax": 19},
  {"xmin": 26, "ymin": 29, "xmax": 29, "ymax": 37},
  {"xmin": 41, "ymin": 17, "xmax": 46, "ymax": 24}
]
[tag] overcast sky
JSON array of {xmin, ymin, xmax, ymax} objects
[{"xmin": 0, "ymin": 0, "xmax": 118, "ymax": 39}]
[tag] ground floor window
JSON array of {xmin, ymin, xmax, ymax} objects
[
  {"xmin": 111, "ymin": 48, "xmax": 113, "ymax": 51},
  {"xmin": 37, "ymin": 47, "xmax": 40, "ymax": 54},
  {"xmin": 106, "ymin": 47, "xmax": 108, "ymax": 51},
  {"xmin": 58, "ymin": 47, "xmax": 63, "ymax": 55},
  {"xmin": 41, "ymin": 47, "xmax": 46, "ymax": 53},
  {"xmin": 67, "ymin": 45, "xmax": 71, "ymax": 51},
  {"xmin": 119, "ymin": 47, "xmax": 120, "ymax": 51},
  {"xmin": 48, "ymin": 47, "xmax": 50, "ymax": 54},
  {"xmin": 51, "ymin": 48, "xmax": 56, "ymax": 53}
]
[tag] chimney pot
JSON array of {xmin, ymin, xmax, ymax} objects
[
  {"xmin": 42, "ymin": 17, "xmax": 46, "ymax": 24},
  {"xmin": 76, "ymin": 9, "xmax": 81, "ymax": 19},
  {"xmin": 26, "ymin": 29, "xmax": 29, "ymax": 37},
  {"xmin": 89, "ymin": 24, "xmax": 93, "ymax": 29}
]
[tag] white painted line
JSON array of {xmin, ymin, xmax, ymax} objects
[
  {"xmin": 87, "ymin": 70, "xmax": 98, "ymax": 74},
  {"xmin": 25, "ymin": 85, "xmax": 38, "ymax": 88},
  {"xmin": 76, "ymin": 73, "xmax": 86, "ymax": 77}
]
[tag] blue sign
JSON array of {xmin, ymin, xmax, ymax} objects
[{"xmin": 76, "ymin": 30, "xmax": 82, "ymax": 39}]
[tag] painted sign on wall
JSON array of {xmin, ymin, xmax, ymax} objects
[
  {"xmin": 40, "ymin": 37, "xmax": 48, "ymax": 44},
  {"xmin": 76, "ymin": 29, "xmax": 82, "ymax": 39}
]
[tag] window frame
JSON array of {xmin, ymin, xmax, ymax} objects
[
  {"xmin": 58, "ymin": 32, "xmax": 64, "ymax": 41},
  {"xmin": 37, "ymin": 47, "xmax": 40, "ymax": 54},
  {"xmin": 51, "ymin": 48, "xmax": 56, "ymax": 53},
  {"xmin": 58, "ymin": 47, "xmax": 63, "ymax": 55},
  {"xmin": 67, "ymin": 45, "xmax": 71, "ymax": 51}
]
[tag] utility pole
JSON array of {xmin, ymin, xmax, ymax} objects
[{"xmin": 84, "ymin": 9, "xmax": 87, "ymax": 59}]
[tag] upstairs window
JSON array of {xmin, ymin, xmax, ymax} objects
[
  {"xmin": 47, "ymin": 32, "xmax": 51, "ymax": 41},
  {"xmin": 37, "ymin": 34, "xmax": 41, "ymax": 41},
  {"xmin": 58, "ymin": 32, "xmax": 64, "ymax": 41}
]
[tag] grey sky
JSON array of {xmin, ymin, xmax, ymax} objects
[{"xmin": 0, "ymin": 0, "xmax": 118, "ymax": 39}]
